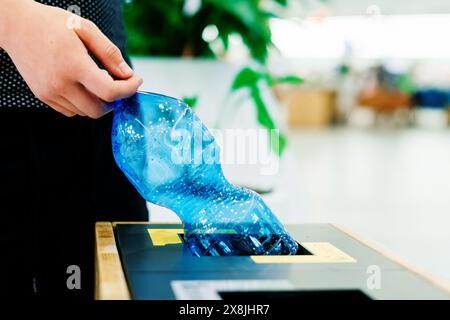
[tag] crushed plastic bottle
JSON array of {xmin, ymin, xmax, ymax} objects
[{"xmin": 110, "ymin": 91, "xmax": 299, "ymax": 256}]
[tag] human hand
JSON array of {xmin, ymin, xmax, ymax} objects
[{"xmin": 0, "ymin": 0, "xmax": 142, "ymax": 118}]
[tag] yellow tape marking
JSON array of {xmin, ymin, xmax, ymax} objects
[
  {"xmin": 147, "ymin": 229, "xmax": 184, "ymax": 246},
  {"xmin": 146, "ymin": 229, "xmax": 356, "ymax": 264}
]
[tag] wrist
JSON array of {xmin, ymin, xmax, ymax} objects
[{"xmin": 0, "ymin": 0, "xmax": 35, "ymax": 49}]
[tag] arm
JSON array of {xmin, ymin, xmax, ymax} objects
[{"xmin": 0, "ymin": 0, "xmax": 142, "ymax": 118}]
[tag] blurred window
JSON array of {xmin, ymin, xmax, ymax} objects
[{"xmin": 270, "ymin": 15, "xmax": 450, "ymax": 59}]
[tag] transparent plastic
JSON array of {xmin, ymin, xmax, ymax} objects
[{"xmin": 110, "ymin": 91, "xmax": 299, "ymax": 256}]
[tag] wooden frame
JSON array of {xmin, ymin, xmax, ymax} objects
[{"xmin": 95, "ymin": 222, "xmax": 130, "ymax": 300}]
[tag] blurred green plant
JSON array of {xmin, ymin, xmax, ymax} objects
[
  {"xmin": 123, "ymin": 0, "xmax": 303, "ymax": 156},
  {"xmin": 124, "ymin": 0, "xmax": 288, "ymax": 63},
  {"xmin": 182, "ymin": 95, "xmax": 198, "ymax": 109},
  {"xmin": 231, "ymin": 67, "xmax": 303, "ymax": 156}
]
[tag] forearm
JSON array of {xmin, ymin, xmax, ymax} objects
[{"xmin": 0, "ymin": 0, "xmax": 34, "ymax": 49}]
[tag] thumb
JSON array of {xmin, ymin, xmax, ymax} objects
[{"xmin": 74, "ymin": 19, "xmax": 134, "ymax": 79}]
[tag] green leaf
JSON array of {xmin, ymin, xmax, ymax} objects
[
  {"xmin": 229, "ymin": 66, "xmax": 292, "ymax": 156},
  {"xmin": 251, "ymin": 87, "xmax": 275, "ymax": 129},
  {"xmin": 182, "ymin": 96, "xmax": 198, "ymax": 109},
  {"xmin": 205, "ymin": 0, "xmax": 272, "ymax": 62},
  {"xmin": 270, "ymin": 130, "xmax": 287, "ymax": 156},
  {"xmin": 123, "ymin": 0, "xmax": 284, "ymax": 62},
  {"xmin": 250, "ymin": 87, "xmax": 286, "ymax": 156},
  {"xmin": 231, "ymin": 67, "xmax": 262, "ymax": 91},
  {"xmin": 270, "ymin": 75, "xmax": 304, "ymax": 86},
  {"xmin": 274, "ymin": 0, "xmax": 289, "ymax": 6}
]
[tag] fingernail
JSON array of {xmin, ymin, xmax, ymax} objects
[{"xmin": 119, "ymin": 61, "xmax": 133, "ymax": 75}]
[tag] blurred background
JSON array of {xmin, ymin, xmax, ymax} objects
[{"xmin": 122, "ymin": 0, "xmax": 450, "ymax": 285}]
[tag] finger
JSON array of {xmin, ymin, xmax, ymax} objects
[
  {"xmin": 47, "ymin": 100, "xmax": 76, "ymax": 117},
  {"xmin": 56, "ymin": 95, "xmax": 87, "ymax": 117},
  {"xmin": 78, "ymin": 58, "xmax": 143, "ymax": 102},
  {"xmin": 63, "ymin": 83, "xmax": 109, "ymax": 119},
  {"xmin": 75, "ymin": 19, "xmax": 134, "ymax": 79},
  {"xmin": 50, "ymin": 92, "xmax": 85, "ymax": 116}
]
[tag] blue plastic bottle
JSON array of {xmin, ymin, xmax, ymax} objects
[{"xmin": 110, "ymin": 91, "xmax": 299, "ymax": 256}]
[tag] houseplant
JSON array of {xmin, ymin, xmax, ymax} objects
[{"xmin": 123, "ymin": 0, "xmax": 302, "ymax": 156}]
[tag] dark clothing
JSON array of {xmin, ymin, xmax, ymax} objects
[
  {"xmin": 0, "ymin": 108, "xmax": 148, "ymax": 299},
  {"xmin": 0, "ymin": 1, "xmax": 147, "ymax": 299}
]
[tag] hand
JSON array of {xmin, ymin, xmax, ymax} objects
[{"xmin": 0, "ymin": 0, "xmax": 143, "ymax": 118}]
